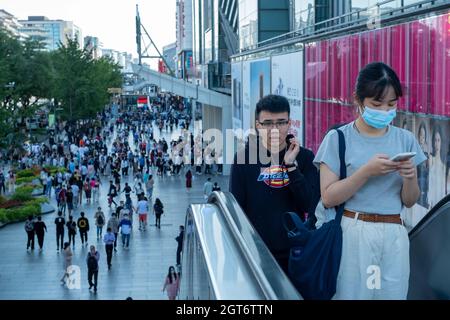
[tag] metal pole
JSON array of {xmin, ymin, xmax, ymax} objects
[{"xmin": 140, "ymin": 23, "xmax": 175, "ymax": 77}]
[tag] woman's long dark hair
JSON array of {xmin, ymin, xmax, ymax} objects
[
  {"xmin": 155, "ymin": 198, "xmax": 163, "ymax": 208},
  {"xmin": 167, "ymin": 266, "xmax": 177, "ymax": 283}
]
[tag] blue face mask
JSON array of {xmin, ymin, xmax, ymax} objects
[{"xmin": 361, "ymin": 106, "xmax": 396, "ymax": 129}]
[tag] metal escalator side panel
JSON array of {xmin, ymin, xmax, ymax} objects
[
  {"xmin": 408, "ymin": 200, "xmax": 450, "ymax": 300},
  {"xmin": 180, "ymin": 204, "xmax": 267, "ymax": 299},
  {"xmin": 208, "ymin": 191, "xmax": 303, "ymax": 300}
]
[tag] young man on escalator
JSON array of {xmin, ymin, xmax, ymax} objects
[{"xmin": 229, "ymin": 95, "xmax": 320, "ymax": 274}]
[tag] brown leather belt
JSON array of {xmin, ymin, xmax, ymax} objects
[{"xmin": 343, "ymin": 210, "xmax": 403, "ymax": 225}]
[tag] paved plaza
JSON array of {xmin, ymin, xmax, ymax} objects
[{"xmin": 0, "ymin": 126, "xmax": 229, "ymax": 300}]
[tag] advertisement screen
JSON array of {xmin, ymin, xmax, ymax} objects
[{"xmin": 272, "ymin": 51, "xmax": 304, "ymax": 143}]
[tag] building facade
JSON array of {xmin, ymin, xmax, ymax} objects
[
  {"xmin": 161, "ymin": 42, "xmax": 177, "ymax": 74},
  {"xmin": 176, "ymin": 0, "xmax": 194, "ymax": 80},
  {"xmin": 84, "ymin": 36, "xmax": 103, "ymax": 59},
  {"xmin": 19, "ymin": 16, "xmax": 83, "ymax": 51},
  {"xmin": 0, "ymin": 9, "xmax": 28, "ymax": 40},
  {"xmin": 192, "ymin": 0, "xmax": 238, "ymax": 93}
]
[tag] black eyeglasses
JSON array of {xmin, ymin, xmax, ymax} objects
[{"xmin": 257, "ymin": 120, "xmax": 289, "ymax": 129}]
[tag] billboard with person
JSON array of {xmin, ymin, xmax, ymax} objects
[
  {"xmin": 271, "ymin": 51, "xmax": 304, "ymax": 144},
  {"xmin": 394, "ymin": 113, "xmax": 450, "ymax": 229}
]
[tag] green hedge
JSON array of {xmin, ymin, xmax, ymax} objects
[
  {"xmin": 24, "ymin": 197, "xmax": 48, "ymax": 206},
  {"xmin": 16, "ymin": 169, "xmax": 39, "ymax": 178},
  {"xmin": 15, "ymin": 186, "xmax": 34, "ymax": 194},
  {"xmin": 10, "ymin": 188, "xmax": 34, "ymax": 202},
  {"xmin": 43, "ymin": 166, "xmax": 66, "ymax": 175},
  {"xmin": 16, "ymin": 176, "xmax": 39, "ymax": 185},
  {"xmin": 0, "ymin": 204, "xmax": 41, "ymax": 224},
  {"xmin": 0, "ymin": 209, "xmax": 8, "ymax": 223}
]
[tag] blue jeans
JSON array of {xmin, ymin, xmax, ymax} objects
[
  {"xmin": 97, "ymin": 226, "xmax": 103, "ymax": 238},
  {"xmin": 122, "ymin": 233, "xmax": 130, "ymax": 247},
  {"xmin": 46, "ymin": 184, "xmax": 52, "ymax": 197}
]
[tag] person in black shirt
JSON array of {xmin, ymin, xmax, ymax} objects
[
  {"xmin": 175, "ymin": 225, "xmax": 184, "ymax": 266},
  {"xmin": 34, "ymin": 216, "xmax": 47, "ymax": 251},
  {"xmin": 212, "ymin": 182, "xmax": 221, "ymax": 192},
  {"xmin": 108, "ymin": 180, "xmax": 118, "ymax": 207},
  {"xmin": 66, "ymin": 187, "xmax": 74, "ymax": 216},
  {"xmin": 55, "ymin": 211, "xmax": 65, "ymax": 251},
  {"xmin": 122, "ymin": 183, "xmax": 133, "ymax": 201},
  {"xmin": 77, "ymin": 212, "xmax": 90, "ymax": 246},
  {"xmin": 66, "ymin": 216, "xmax": 77, "ymax": 249},
  {"xmin": 229, "ymin": 95, "xmax": 320, "ymax": 274}
]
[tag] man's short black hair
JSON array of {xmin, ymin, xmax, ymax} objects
[{"xmin": 255, "ymin": 95, "xmax": 290, "ymax": 120}]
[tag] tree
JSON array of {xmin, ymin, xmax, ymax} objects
[
  {"xmin": 0, "ymin": 28, "xmax": 123, "ymax": 151},
  {"xmin": 52, "ymin": 37, "xmax": 122, "ymax": 121}
]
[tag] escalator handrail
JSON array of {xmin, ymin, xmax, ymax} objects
[
  {"xmin": 409, "ymin": 194, "xmax": 450, "ymax": 237},
  {"xmin": 184, "ymin": 203, "xmax": 269, "ymax": 299},
  {"xmin": 207, "ymin": 191, "xmax": 302, "ymax": 300}
]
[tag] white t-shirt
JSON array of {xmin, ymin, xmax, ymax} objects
[{"xmin": 137, "ymin": 200, "xmax": 148, "ymax": 214}]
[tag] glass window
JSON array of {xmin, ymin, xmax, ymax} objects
[
  {"xmin": 239, "ymin": 0, "xmax": 258, "ymax": 50},
  {"xmin": 294, "ymin": 0, "xmax": 314, "ymax": 32}
]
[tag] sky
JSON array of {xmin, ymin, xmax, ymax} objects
[{"xmin": 1, "ymin": 0, "xmax": 176, "ymax": 68}]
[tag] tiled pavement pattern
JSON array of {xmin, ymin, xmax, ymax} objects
[{"xmin": 0, "ymin": 123, "xmax": 229, "ymax": 300}]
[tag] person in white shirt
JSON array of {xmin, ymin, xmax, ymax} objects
[
  {"xmin": 71, "ymin": 183, "xmax": 79, "ymax": 209},
  {"xmin": 135, "ymin": 196, "xmax": 149, "ymax": 231}
]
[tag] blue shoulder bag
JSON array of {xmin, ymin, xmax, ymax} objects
[{"xmin": 283, "ymin": 129, "xmax": 346, "ymax": 300}]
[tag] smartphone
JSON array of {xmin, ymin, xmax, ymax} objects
[
  {"xmin": 390, "ymin": 152, "xmax": 416, "ymax": 162},
  {"xmin": 286, "ymin": 134, "xmax": 295, "ymax": 148}
]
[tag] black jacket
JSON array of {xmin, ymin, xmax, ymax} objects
[
  {"xmin": 55, "ymin": 217, "xmax": 66, "ymax": 232},
  {"xmin": 229, "ymin": 135, "xmax": 320, "ymax": 256},
  {"xmin": 34, "ymin": 221, "xmax": 47, "ymax": 235},
  {"xmin": 176, "ymin": 230, "xmax": 184, "ymax": 249}
]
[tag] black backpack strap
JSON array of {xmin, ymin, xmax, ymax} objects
[{"xmin": 335, "ymin": 129, "xmax": 346, "ymax": 224}]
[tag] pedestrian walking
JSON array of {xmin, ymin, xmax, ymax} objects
[
  {"xmin": 118, "ymin": 213, "xmax": 132, "ymax": 249},
  {"xmin": 24, "ymin": 215, "xmax": 35, "ymax": 251},
  {"xmin": 34, "ymin": 216, "xmax": 47, "ymax": 251},
  {"xmin": 103, "ymin": 227, "xmax": 115, "ymax": 270},
  {"xmin": 185, "ymin": 169, "xmax": 192, "ymax": 191},
  {"xmin": 86, "ymin": 245, "xmax": 100, "ymax": 293},
  {"xmin": 77, "ymin": 211, "xmax": 90, "ymax": 246},
  {"xmin": 136, "ymin": 195, "xmax": 149, "ymax": 231},
  {"xmin": 153, "ymin": 198, "xmax": 164, "ymax": 229},
  {"xmin": 55, "ymin": 211, "xmax": 65, "ymax": 252},
  {"xmin": 162, "ymin": 266, "xmax": 180, "ymax": 300},
  {"xmin": 107, "ymin": 213, "xmax": 119, "ymax": 252},
  {"xmin": 94, "ymin": 207, "xmax": 106, "ymax": 240},
  {"xmin": 66, "ymin": 216, "xmax": 77, "ymax": 249},
  {"xmin": 175, "ymin": 225, "xmax": 184, "ymax": 266}
]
